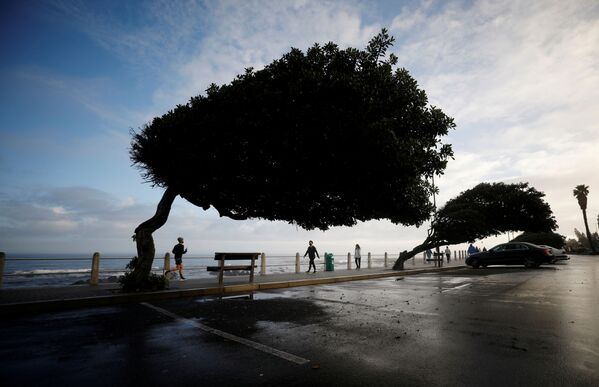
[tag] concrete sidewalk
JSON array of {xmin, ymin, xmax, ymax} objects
[{"xmin": 0, "ymin": 260, "xmax": 466, "ymax": 315}]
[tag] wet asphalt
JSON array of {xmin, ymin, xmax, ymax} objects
[{"xmin": 1, "ymin": 256, "xmax": 598, "ymax": 386}]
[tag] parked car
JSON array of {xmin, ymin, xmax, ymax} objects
[
  {"xmin": 466, "ymin": 242, "xmax": 553, "ymax": 268},
  {"xmin": 539, "ymin": 245, "xmax": 570, "ymax": 263}
]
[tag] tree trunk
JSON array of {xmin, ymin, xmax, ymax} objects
[
  {"xmin": 582, "ymin": 209, "xmax": 597, "ymax": 253},
  {"xmin": 392, "ymin": 238, "xmax": 435, "ymax": 269},
  {"xmin": 133, "ymin": 187, "xmax": 178, "ymax": 283}
]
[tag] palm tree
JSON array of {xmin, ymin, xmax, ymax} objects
[{"xmin": 573, "ymin": 185, "xmax": 597, "ymax": 253}]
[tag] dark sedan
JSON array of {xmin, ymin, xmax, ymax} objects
[{"xmin": 466, "ymin": 242, "xmax": 553, "ymax": 268}]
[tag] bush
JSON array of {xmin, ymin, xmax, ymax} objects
[{"xmin": 118, "ymin": 257, "xmax": 168, "ymax": 292}]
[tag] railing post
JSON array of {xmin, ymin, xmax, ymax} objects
[
  {"xmin": 261, "ymin": 252, "xmax": 266, "ymax": 275},
  {"xmin": 90, "ymin": 252, "xmax": 100, "ymax": 285},
  {"xmin": 367, "ymin": 252, "xmax": 372, "ymax": 268},
  {"xmin": 0, "ymin": 252, "xmax": 5, "ymax": 288},
  {"xmin": 295, "ymin": 253, "xmax": 300, "ymax": 274},
  {"xmin": 384, "ymin": 252, "xmax": 388, "ymax": 268},
  {"xmin": 163, "ymin": 253, "xmax": 171, "ymax": 274},
  {"xmin": 347, "ymin": 252, "xmax": 351, "ymax": 270}
]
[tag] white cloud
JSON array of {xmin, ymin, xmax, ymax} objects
[
  {"xmin": 155, "ymin": 0, "xmax": 381, "ymax": 107},
  {"xmin": 3, "ymin": 0, "xmax": 598, "ymax": 256},
  {"xmin": 389, "ymin": 0, "xmax": 599, "ymax": 243}
]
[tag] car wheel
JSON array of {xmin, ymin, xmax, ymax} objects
[
  {"xmin": 470, "ymin": 258, "xmax": 480, "ymax": 269},
  {"xmin": 523, "ymin": 257, "xmax": 535, "ymax": 268}
]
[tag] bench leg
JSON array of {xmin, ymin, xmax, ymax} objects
[{"xmin": 218, "ymin": 258, "xmax": 224, "ymax": 287}]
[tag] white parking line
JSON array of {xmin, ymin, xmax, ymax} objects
[
  {"xmin": 140, "ymin": 302, "xmax": 310, "ymax": 365},
  {"xmin": 441, "ymin": 283, "xmax": 471, "ymax": 293}
]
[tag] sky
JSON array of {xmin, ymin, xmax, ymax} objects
[{"xmin": 1, "ymin": 0, "xmax": 598, "ymax": 257}]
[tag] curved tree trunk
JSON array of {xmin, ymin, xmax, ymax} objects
[
  {"xmin": 133, "ymin": 187, "xmax": 178, "ymax": 283},
  {"xmin": 392, "ymin": 238, "xmax": 435, "ymax": 269},
  {"xmin": 582, "ymin": 209, "xmax": 597, "ymax": 253}
]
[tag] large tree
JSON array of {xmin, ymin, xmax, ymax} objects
[
  {"xmin": 512, "ymin": 231, "xmax": 566, "ymax": 248},
  {"xmin": 130, "ymin": 30, "xmax": 455, "ymax": 287},
  {"xmin": 572, "ymin": 185, "xmax": 597, "ymax": 253},
  {"xmin": 393, "ymin": 182, "xmax": 557, "ymax": 268}
]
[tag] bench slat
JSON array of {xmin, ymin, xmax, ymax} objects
[
  {"xmin": 214, "ymin": 252, "xmax": 261, "ymax": 260},
  {"xmin": 207, "ymin": 265, "xmax": 256, "ymax": 271}
]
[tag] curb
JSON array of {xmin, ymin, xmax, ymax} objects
[{"xmin": 0, "ymin": 265, "xmax": 466, "ymax": 316}]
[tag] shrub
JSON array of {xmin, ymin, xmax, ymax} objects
[{"xmin": 118, "ymin": 256, "xmax": 168, "ymax": 292}]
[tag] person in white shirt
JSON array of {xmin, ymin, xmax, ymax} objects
[{"xmin": 354, "ymin": 244, "xmax": 362, "ymax": 269}]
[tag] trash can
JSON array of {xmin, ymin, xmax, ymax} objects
[{"xmin": 325, "ymin": 253, "xmax": 334, "ymax": 271}]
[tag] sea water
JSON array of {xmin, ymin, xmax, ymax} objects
[{"xmin": 1, "ymin": 253, "xmax": 306, "ymax": 288}]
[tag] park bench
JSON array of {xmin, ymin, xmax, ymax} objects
[
  {"xmin": 426, "ymin": 252, "xmax": 445, "ymax": 261},
  {"xmin": 206, "ymin": 252, "xmax": 261, "ymax": 287}
]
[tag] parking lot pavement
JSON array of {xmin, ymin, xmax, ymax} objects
[{"xmin": 1, "ymin": 256, "xmax": 598, "ymax": 386}]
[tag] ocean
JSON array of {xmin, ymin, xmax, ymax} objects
[{"xmin": 1, "ymin": 253, "xmax": 372, "ymax": 288}]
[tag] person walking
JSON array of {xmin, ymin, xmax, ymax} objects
[
  {"xmin": 167, "ymin": 237, "xmax": 187, "ymax": 280},
  {"xmin": 304, "ymin": 240, "xmax": 320, "ymax": 273},
  {"xmin": 445, "ymin": 246, "xmax": 451, "ymax": 262},
  {"xmin": 467, "ymin": 243, "xmax": 477, "ymax": 256},
  {"xmin": 354, "ymin": 244, "xmax": 362, "ymax": 269}
]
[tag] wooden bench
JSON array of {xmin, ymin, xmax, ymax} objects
[
  {"xmin": 207, "ymin": 252, "xmax": 261, "ymax": 287},
  {"xmin": 426, "ymin": 252, "xmax": 445, "ymax": 261}
]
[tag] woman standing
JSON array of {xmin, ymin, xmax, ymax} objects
[{"xmin": 354, "ymin": 244, "xmax": 362, "ymax": 269}]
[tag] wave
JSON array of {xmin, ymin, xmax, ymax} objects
[
  {"xmin": 10, "ymin": 268, "xmax": 91, "ymax": 276},
  {"xmin": 7, "ymin": 266, "xmax": 163, "ymax": 277}
]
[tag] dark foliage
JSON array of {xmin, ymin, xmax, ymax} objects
[
  {"xmin": 118, "ymin": 257, "xmax": 167, "ymax": 292},
  {"xmin": 130, "ymin": 29, "xmax": 455, "ymax": 231},
  {"xmin": 433, "ymin": 182, "xmax": 557, "ymax": 243},
  {"xmin": 394, "ymin": 182, "xmax": 557, "ymax": 267},
  {"xmin": 574, "ymin": 228, "xmax": 599, "ymax": 251},
  {"xmin": 512, "ymin": 231, "xmax": 566, "ymax": 248}
]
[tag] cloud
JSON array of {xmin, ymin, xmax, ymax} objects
[
  {"xmin": 389, "ymin": 0, "xmax": 599, "ymax": 242},
  {"xmin": 150, "ymin": 0, "xmax": 381, "ymax": 107},
  {"xmin": 3, "ymin": 0, "xmax": 598, "ymax": 256}
]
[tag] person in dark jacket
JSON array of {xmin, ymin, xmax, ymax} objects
[
  {"xmin": 303, "ymin": 240, "xmax": 320, "ymax": 273},
  {"xmin": 167, "ymin": 237, "xmax": 187, "ymax": 280}
]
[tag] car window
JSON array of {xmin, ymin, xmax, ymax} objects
[
  {"xmin": 491, "ymin": 245, "xmax": 506, "ymax": 252},
  {"xmin": 515, "ymin": 244, "xmax": 529, "ymax": 250}
]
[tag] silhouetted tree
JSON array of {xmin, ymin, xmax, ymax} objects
[
  {"xmin": 512, "ymin": 231, "xmax": 565, "ymax": 248},
  {"xmin": 573, "ymin": 185, "xmax": 597, "ymax": 253},
  {"xmin": 393, "ymin": 182, "xmax": 557, "ymax": 268},
  {"xmin": 130, "ymin": 29, "xmax": 455, "ymax": 287},
  {"xmin": 573, "ymin": 228, "xmax": 599, "ymax": 252}
]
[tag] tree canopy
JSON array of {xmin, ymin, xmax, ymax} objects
[
  {"xmin": 130, "ymin": 29, "xmax": 455, "ymax": 232},
  {"xmin": 512, "ymin": 231, "xmax": 566, "ymax": 248},
  {"xmin": 394, "ymin": 182, "xmax": 557, "ymax": 268}
]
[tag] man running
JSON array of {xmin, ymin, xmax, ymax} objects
[{"xmin": 167, "ymin": 237, "xmax": 187, "ymax": 280}]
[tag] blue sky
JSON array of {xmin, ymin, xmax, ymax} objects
[{"xmin": 1, "ymin": 0, "xmax": 598, "ymax": 256}]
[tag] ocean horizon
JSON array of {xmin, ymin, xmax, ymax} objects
[{"xmin": 2, "ymin": 252, "xmax": 390, "ymax": 289}]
